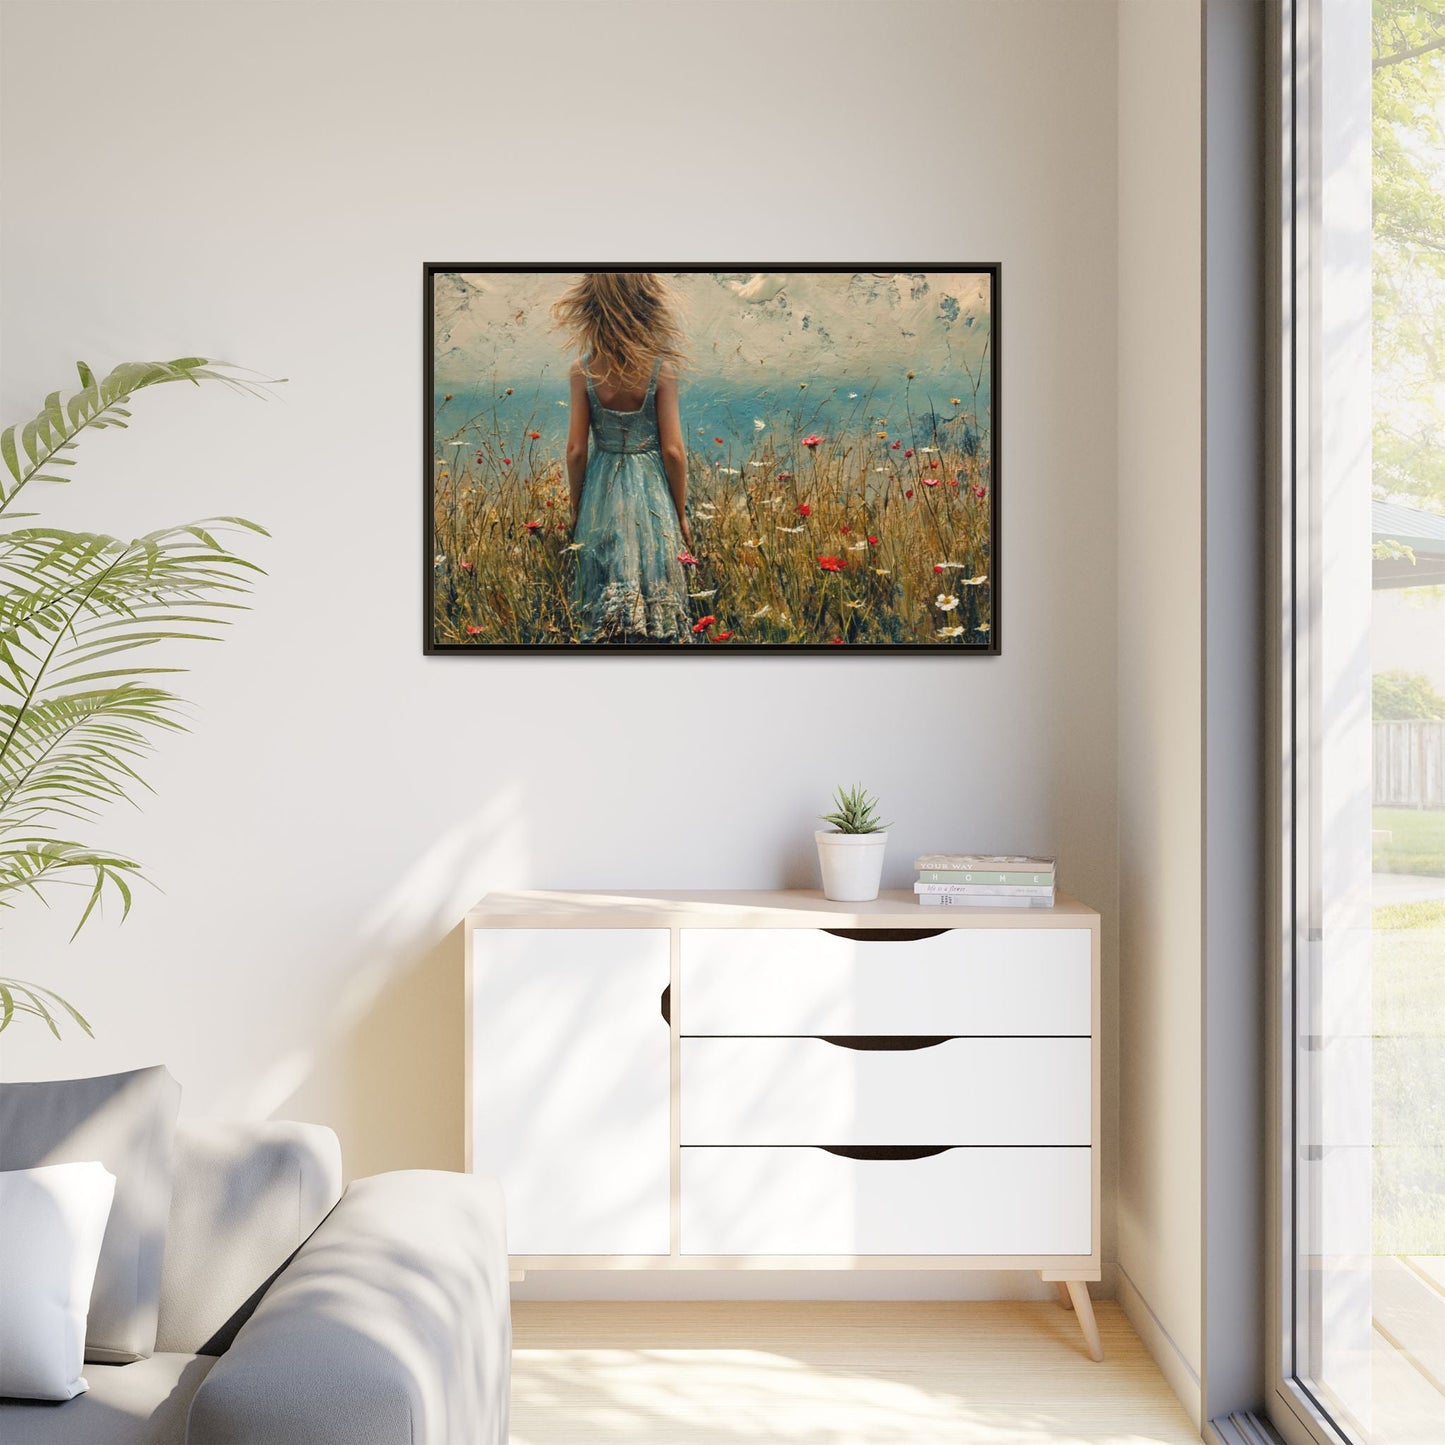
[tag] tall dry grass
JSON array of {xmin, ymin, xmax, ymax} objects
[{"xmin": 431, "ymin": 385, "xmax": 992, "ymax": 646}]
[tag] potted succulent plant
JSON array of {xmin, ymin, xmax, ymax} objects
[{"xmin": 815, "ymin": 784, "xmax": 891, "ymax": 901}]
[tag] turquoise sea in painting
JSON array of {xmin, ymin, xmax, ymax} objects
[{"xmin": 433, "ymin": 374, "xmax": 990, "ymax": 478}]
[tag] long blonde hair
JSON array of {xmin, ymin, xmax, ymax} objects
[{"xmin": 551, "ymin": 272, "xmax": 688, "ymax": 383}]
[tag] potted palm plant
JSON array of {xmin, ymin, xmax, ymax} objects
[
  {"xmin": 0, "ymin": 359, "xmax": 267, "ymax": 1037},
  {"xmin": 815, "ymin": 784, "xmax": 890, "ymax": 901}
]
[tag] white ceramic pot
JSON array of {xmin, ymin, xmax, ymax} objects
[{"xmin": 814, "ymin": 830, "xmax": 889, "ymax": 902}]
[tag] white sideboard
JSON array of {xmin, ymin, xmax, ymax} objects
[{"xmin": 465, "ymin": 888, "xmax": 1104, "ymax": 1359}]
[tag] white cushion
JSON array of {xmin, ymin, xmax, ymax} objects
[{"xmin": 0, "ymin": 1161, "xmax": 116, "ymax": 1400}]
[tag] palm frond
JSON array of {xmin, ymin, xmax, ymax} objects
[
  {"xmin": 0, "ymin": 358, "xmax": 273, "ymax": 1036},
  {"xmin": 0, "ymin": 359, "xmax": 274, "ymax": 520},
  {"xmin": 0, "ymin": 837, "xmax": 141, "ymax": 936},
  {"xmin": 0, "ymin": 976, "xmax": 94, "ymax": 1038}
]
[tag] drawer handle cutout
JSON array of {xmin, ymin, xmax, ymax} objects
[
  {"xmin": 823, "ymin": 928, "xmax": 948, "ymax": 943},
  {"xmin": 820, "ymin": 1036, "xmax": 951, "ymax": 1051},
  {"xmin": 819, "ymin": 1145, "xmax": 953, "ymax": 1161},
  {"xmin": 660, "ymin": 984, "xmax": 671, "ymax": 1026}
]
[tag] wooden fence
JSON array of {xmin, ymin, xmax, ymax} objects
[{"xmin": 1374, "ymin": 720, "xmax": 1445, "ymax": 808}]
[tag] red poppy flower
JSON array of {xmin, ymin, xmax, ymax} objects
[
  {"xmin": 923, "ymin": 477, "xmax": 941, "ymax": 487},
  {"xmin": 934, "ymin": 564, "xmax": 945, "ymax": 573},
  {"xmin": 524, "ymin": 521, "xmax": 542, "ymax": 532},
  {"xmin": 891, "ymin": 440, "xmax": 901, "ymax": 450},
  {"xmin": 973, "ymin": 485, "xmax": 988, "ymax": 499},
  {"xmin": 476, "ymin": 454, "xmax": 484, "ymax": 464},
  {"xmin": 465, "ymin": 625, "xmax": 484, "ymax": 636},
  {"xmin": 692, "ymin": 615, "xmax": 717, "ymax": 633},
  {"xmin": 712, "ymin": 630, "xmax": 734, "ymax": 642},
  {"xmin": 460, "ymin": 560, "xmax": 474, "ymax": 572},
  {"xmin": 905, "ymin": 489, "xmax": 915, "ymax": 499},
  {"xmin": 528, "ymin": 430, "xmax": 541, "ymax": 440},
  {"xmin": 546, "ymin": 500, "xmax": 554, "ymax": 507},
  {"xmin": 444, "ymin": 393, "xmax": 454, "ymax": 402},
  {"xmin": 904, "ymin": 449, "xmax": 914, "ymax": 459},
  {"xmin": 678, "ymin": 550, "xmax": 699, "ymax": 566},
  {"xmin": 556, "ymin": 524, "xmax": 566, "ymax": 532},
  {"xmin": 797, "ymin": 503, "xmax": 811, "ymax": 517},
  {"xmin": 817, "ymin": 555, "xmax": 846, "ymax": 573},
  {"xmin": 867, "ymin": 535, "xmax": 879, "ymax": 545},
  {"xmin": 948, "ymin": 479, "xmax": 960, "ymax": 487},
  {"xmin": 777, "ymin": 471, "xmax": 793, "ymax": 482},
  {"xmin": 802, "ymin": 434, "xmax": 822, "ymax": 449},
  {"xmin": 927, "ymin": 457, "xmax": 939, "ymax": 467},
  {"xmin": 839, "ymin": 525, "xmax": 850, "ymax": 534},
  {"xmin": 714, "ymin": 437, "xmax": 724, "ymax": 445},
  {"xmin": 829, "ymin": 637, "xmax": 845, "ymax": 645},
  {"xmin": 502, "ymin": 458, "xmax": 512, "ymax": 466}
]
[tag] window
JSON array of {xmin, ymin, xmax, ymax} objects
[{"xmin": 1275, "ymin": 3, "xmax": 1445, "ymax": 1443}]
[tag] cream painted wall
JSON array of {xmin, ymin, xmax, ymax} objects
[
  {"xmin": 0, "ymin": 0, "xmax": 1122, "ymax": 1299},
  {"xmin": 1115, "ymin": 0, "xmax": 1204, "ymax": 1425}
]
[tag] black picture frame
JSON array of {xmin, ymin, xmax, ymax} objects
[{"xmin": 425, "ymin": 264, "xmax": 1000, "ymax": 655}]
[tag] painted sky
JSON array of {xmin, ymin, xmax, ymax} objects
[{"xmin": 432, "ymin": 271, "xmax": 992, "ymax": 390}]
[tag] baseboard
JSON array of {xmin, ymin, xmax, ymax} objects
[
  {"xmin": 513, "ymin": 1266, "xmax": 1119, "ymax": 1303},
  {"xmin": 1116, "ymin": 1262, "xmax": 1203, "ymax": 1428}
]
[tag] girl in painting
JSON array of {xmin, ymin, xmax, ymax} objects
[{"xmin": 552, "ymin": 273, "xmax": 694, "ymax": 643}]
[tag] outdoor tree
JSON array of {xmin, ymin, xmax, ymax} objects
[{"xmin": 1373, "ymin": 2, "xmax": 1445, "ymax": 508}]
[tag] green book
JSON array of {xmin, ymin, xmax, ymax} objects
[{"xmin": 917, "ymin": 868, "xmax": 1056, "ymax": 886}]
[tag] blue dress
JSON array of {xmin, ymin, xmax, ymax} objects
[{"xmin": 573, "ymin": 358, "xmax": 692, "ymax": 643}]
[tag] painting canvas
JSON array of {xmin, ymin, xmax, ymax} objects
[{"xmin": 425, "ymin": 266, "xmax": 998, "ymax": 652}]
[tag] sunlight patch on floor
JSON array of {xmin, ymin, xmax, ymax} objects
[{"xmin": 510, "ymin": 1301, "xmax": 1200, "ymax": 1445}]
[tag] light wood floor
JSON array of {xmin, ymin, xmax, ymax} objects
[{"xmin": 511, "ymin": 1300, "xmax": 1201, "ymax": 1444}]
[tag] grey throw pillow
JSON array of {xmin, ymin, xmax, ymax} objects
[{"xmin": 0, "ymin": 1065, "xmax": 181, "ymax": 1362}]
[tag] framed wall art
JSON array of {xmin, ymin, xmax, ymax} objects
[{"xmin": 425, "ymin": 265, "xmax": 999, "ymax": 653}]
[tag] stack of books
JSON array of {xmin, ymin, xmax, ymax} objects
[{"xmin": 913, "ymin": 853, "xmax": 1057, "ymax": 907}]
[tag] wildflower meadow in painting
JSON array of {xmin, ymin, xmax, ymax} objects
[{"xmin": 426, "ymin": 268, "xmax": 997, "ymax": 651}]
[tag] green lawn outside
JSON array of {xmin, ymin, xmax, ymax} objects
[
  {"xmin": 1374, "ymin": 897, "xmax": 1445, "ymax": 1254},
  {"xmin": 1374, "ymin": 806, "xmax": 1445, "ymax": 876}
]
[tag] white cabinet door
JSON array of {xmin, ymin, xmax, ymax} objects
[{"xmin": 470, "ymin": 928, "xmax": 671, "ymax": 1255}]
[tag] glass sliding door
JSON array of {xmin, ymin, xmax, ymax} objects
[{"xmin": 1276, "ymin": 3, "xmax": 1445, "ymax": 1443}]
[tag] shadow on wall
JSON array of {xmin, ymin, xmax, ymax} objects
[{"xmin": 255, "ymin": 786, "xmax": 531, "ymax": 1181}]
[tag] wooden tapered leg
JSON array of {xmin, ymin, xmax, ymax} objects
[
  {"xmin": 1066, "ymin": 1280, "xmax": 1103, "ymax": 1361},
  {"xmin": 1055, "ymin": 1281, "xmax": 1074, "ymax": 1309}
]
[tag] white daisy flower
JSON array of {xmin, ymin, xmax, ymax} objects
[
  {"xmin": 777, "ymin": 525, "xmax": 805, "ymax": 534},
  {"xmin": 935, "ymin": 593, "xmax": 960, "ymax": 611},
  {"xmin": 434, "ymin": 554, "xmax": 446, "ymax": 567},
  {"xmin": 848, "ymin": 392, "xmax": 859, "ymax": 399},
  {"xmin": 752, "ymin": 604, "xmax": 771, "ymax": 618},
  {"xmin": 748, "ymin": 461, "xmax": 766, "ymax": 469},
  {"xmin": 963, "ymin": 574, "xmax": 989, "ymax": 586},
  {"xmin": 753, "ymin": 419, "xmax": 766, "ymax": 431},
  {"xmin": 563, "ymin": 542, "xmax": 584, "ymax": 552},
  {"xmin": 936, "ymin": 625, "xmax": 965, "ymax": 638},
  {"xmin": 689, "ymin": 589, "xmax": 717, "ymax": 599},
  {"xmin": 848, "ymin": 541, "xmax": 868, "ymax": 551},
  {"xmin": 976, "ymin": 623, "xmax": 991, "ymax": 634},
  {"xmin": 872, "ymin": 567, "xmax": 891, "ymax": 577},
  {"xmin": 919, "ymin": 446, "xmax": 938, "ymax": 453}
]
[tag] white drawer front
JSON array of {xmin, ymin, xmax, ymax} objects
[
  {"xmin": 681, "ymin": 1146, "xmax": 1091, "ymax": 1256},
  {"xmin": 681, "ymin": 1037, "xmax": 1090, "ymax": 1146},
  {"xmin": 680, "ymin": 927, "xmax": 1091, "ymax": 1036}
]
